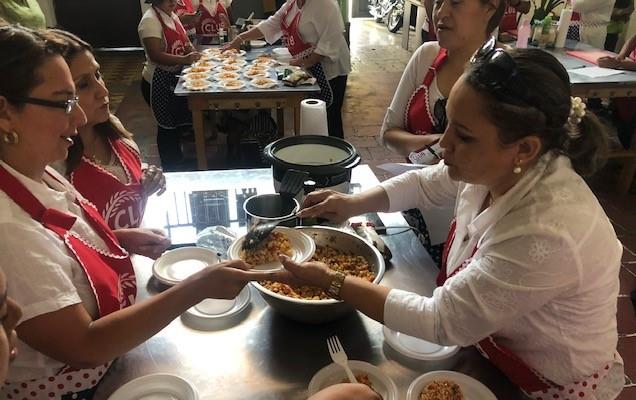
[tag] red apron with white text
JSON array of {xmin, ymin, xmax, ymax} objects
[
  {"xmin": 0, "ymin": 166, "xmax": 136, "ymax": 399},
  {"xmin": 151, "ymin": 6, "xmax": 192, "ymax": 129},
  {"xmin": 175, "ymin": 0, "xmax": 197, "ymax": 38},
  {"xmin": 280, "ymin": 0, "xmax": 334, "ymax": 106},
  {"xmin": 437, "ymin": 220, "xmax": 615, "ymax": 399},
  {"xmin": 404, "ymin": 47, "xmax": 447, "ymax": 135},
  {"xmin": 196, "ymin": 1, "xmax": 229, "ymax": 34},
  {"xmin": 70, "ymin": 138, "xmax": 146, "ymax": 230}
]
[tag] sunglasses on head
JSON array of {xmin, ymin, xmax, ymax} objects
[{"xmin": 470, "ymin": 36, "xmax": 523, "ymax": 97}]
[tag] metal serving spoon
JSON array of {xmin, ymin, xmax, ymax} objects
[{"xmin": 241, "ymin": 213, "xmax": 298, "ymax": 250}]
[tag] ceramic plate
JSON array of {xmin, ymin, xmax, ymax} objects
[
  {"xmin": 227, "ymin": 226, "xmax": 315, "ymax": 272},
  {"xmin": 108, "ymin": 373, "xmax": 198, "ymax": 400},
  {"xmin": 251, "ymin": 40, "xmax": 267, "ymax": 48},
  {"xmin": 250, "ymin": 78, "xmax": 277, "ymax": 89},
  {"xmin": 181, "ymin": 286, "xmax": 251, "ymax": 330},
  {"xmin": 406, "ymin": 371, "xmax": 496, "ymax": 400},
  {"xmin": 152, "ymin": 247, "xmax": 219, "ymax": 285},
  {"xmin": 183, "ymin": 80, "xmax": 214, "ymax": 91},
  {"xmin": 383, "ymin": 326, "xmax": 459, "ymax": 361},
  {"xmin": 307, "ymin": 360, "xmax": 398, "ymax": 400},
  {"xmin": 219, "ymin": 79, "xmax": 245, "ymax": 90}
]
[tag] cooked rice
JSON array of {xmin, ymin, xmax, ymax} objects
[
  {"xmin": 240, "ymin": 231, "xmax": 292, "ymax": 265},
  {"xmin": 419, "ymin": 380, "xmax": 464, "ymax": 400}
]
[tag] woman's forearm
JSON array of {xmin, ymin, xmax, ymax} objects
[
  {"xmin": 383, "ymin": 129, "xmax": 440, "ymax": 156},
  {"xmin": 338, "ymin": 276, "xmax": 391, "ymax": 322},
  {"xmin": 298, "ymin": 52, "xmax": 324, "ymax": 68},
  {"xmin": 237, "ymin": 27, "xmax": 265, "ymax": 42}
]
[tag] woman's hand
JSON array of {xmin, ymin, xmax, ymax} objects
[
  {"xmin": 269, "ymin": 255, "xmax": 336, "ymax": 290},
  {"xmin": 182, "ymin": 51, "xmax": 201, "ymax": 64},
  {"xmin": 598, "ymin": 56, "xmax": 622, "ymax": 69},
  {"xmin": 223, "ymin": 36, "xmax": 242, "ymax": 51},
  {"xmin": 141, "ymin": 165, "xmax": 166, "ymax": 196},
  {"xmin": 189, "ymin": 260, "xmax": 278, "ymax": 299},
  {"xmin": 297, "ymin": 190, "xmax": 357, "ymax": 222},
  {"xmin": 114, "ymin": 228, "xmax": 171, "ymax": 259}
]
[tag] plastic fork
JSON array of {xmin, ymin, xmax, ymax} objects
[{"xmin": 327, "ymin": 335, "xmax": 358, "ymax": 383}]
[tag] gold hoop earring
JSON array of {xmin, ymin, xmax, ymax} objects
[
  {"xmin": 513, "ymin": 161, "xmax": 522, "ymax": 174},
  {"xmin": 1, "ymin": 130, "xmax": 19, "ymax": 145}
]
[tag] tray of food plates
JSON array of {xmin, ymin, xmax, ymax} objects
[{"xmin": 174, "ymin": 46, "xmax": 320, "ymax": 95}]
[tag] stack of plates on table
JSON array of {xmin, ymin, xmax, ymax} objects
[
  {"xmin": 406, "ymin": 370, "xmax": 496, "ymax": 400},
  {"xmin": 181, "ymin": 286, "xmax": 251, "ymax": 330},
  {"xmin": 227, "ymin": 226, "xmax": 315, "ymax": 272},
  {"xmin": 383, "ymin": 326, "xmax": 459, "ymax": 361},
  {"xmin": 308, "ymin": 360, "xmax": 398, "ymax": 400},
  {"xmin": 108, "ymin": 373, "xmax": 198, "ymax": 400}
]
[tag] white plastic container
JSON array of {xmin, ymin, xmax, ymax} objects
[
  {"xmin": 516, "ymin": 19, "xmax": 531, "ymax": 48},
  {"xmin": 555, "ymin": 2, "xmax": 573, "ymax": 48}
]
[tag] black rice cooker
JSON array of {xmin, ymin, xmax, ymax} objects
[{"xmin": 263, "ymin": 135, "xmax": 361, "ymax": 194}]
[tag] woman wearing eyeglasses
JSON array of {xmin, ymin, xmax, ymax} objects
[
  {"xmin": 0, "ymin": 24, "xmax": 274, "ymax": 399},
  {"xmin": 48, "ymin": 29, "xmax": 165, "ymax": 230},
  {"xmin": 272, "ymin": 43, "xmax": 624, "ymax": 399},
  {"xmin": 381, "ymin": 0, "xmax": 507, "ymax": 266}
]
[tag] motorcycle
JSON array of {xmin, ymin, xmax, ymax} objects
[{"xmin": 368, "ymin": 0, "xmax": 405, "ymax": 33}]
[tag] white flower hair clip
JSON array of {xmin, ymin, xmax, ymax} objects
[{"xmin": 568, "ymin": 96, "xmax": 587, "ymax": 126}]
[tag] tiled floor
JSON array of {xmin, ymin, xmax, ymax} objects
[{"xmin": 100, "ymin": 19, "xmax": 636, "ymax": 398}]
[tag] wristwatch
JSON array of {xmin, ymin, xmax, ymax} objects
[{"xmin": 326, "ymin": 271, "xmax": 346, "ymax": 299}]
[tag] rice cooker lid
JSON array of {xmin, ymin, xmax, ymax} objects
[{"xmin": 264, "ymin": 135, "xmax": 360, "ymax": 175}]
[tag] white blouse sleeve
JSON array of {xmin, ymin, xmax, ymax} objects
[
  {"xmin": 380, "ymin": 162, "xmax": 459, "ymax": 211},
  {"xmin": 256, "ymin": 2, "xmax": 289, "ymax": 44},
  {"xmin": 0, "ymin": 223, "xmax": 83, "ymax": 323},
  {"xmin": 380, "ymin": 43, "xmax": 439, "ymax": 138},
  {"xmin": 384, "ymin": 229, "xmax": 580, "ymax": 346},
  {"xmin": 309, "ymin": 0, "xmax": 345, "ymax": 61}
]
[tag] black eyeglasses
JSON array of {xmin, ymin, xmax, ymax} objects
[
  {"xmin": 8, "ymin": 96, "xmax": 80, "ymax": 115},
  {"xmin": 433, "ymin": 97, "xmax": 448, "ymax": 134},
  {"xmin": 470, "ymin": 36, "xmax": 522, "ymax": 96}
]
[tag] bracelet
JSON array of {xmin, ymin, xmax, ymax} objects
[{"xmin": 326, "ymin": 271, "xmax": 346, "ymax": 299}]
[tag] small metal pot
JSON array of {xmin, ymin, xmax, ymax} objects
[{"xmin": 243, "ymin": 194, "xmax": 299, "ymax": 229}]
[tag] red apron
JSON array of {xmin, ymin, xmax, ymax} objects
[
  {"xmin": 404, "ymin": 48, "xmax": 447, "ymax": 135},
  {"xmin": 0, "ymin": 166, "xmax": 136, "ymax": 399},
  {"xmin": 279, "ymin": 0, "xmax": 334, "ymax": 106},
  {"xmin": 437, "ymin": 219, "xmax": 615, "ymax": 399},
  {"xmin": 154, "ymin": 6, "xmax": 189, "ymax": 56},
  {"xmin": 499, "ymin": 6, "xmax": 518, "ymax": 32},
  {"xmin": 70, "ymin": 139, "xmax": 146, "ymax": 230},
  {"xmin": 196, "ymin": 1, "xmax": 229, "ymax": 34},
  {"xmin": 175, "ymin": 0, "xmax": 197, "ymax": 37}
]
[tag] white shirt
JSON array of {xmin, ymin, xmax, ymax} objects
[
  {"xmin": 256, "ymin": 0, "xmax": 351, "ymax": 80},
  {"xmin": 138, "ymin": 7, "xmax": 181, "ymax": 82},
  {"xmin": 573, "ymin": 0, "xmax": 617, "ymax": 48},
  {"xmin": 380, "ymin": 42, "xmax": 444, "ymax": 139},
  {"xmin": 380, "ymin": 42, "xmax": 453, "ymax": 244},
  {"xmin": 381, "ymin": 152, "xmax": 623, "ymax": 392},
  {"xmin": 0, "ymin": 162, "xmax": 104, "ymax": 383}
]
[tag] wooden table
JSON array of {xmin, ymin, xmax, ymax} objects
[
  {"xmin": 175, "ymin": 47, "xmax": 320, "ymax": 170},
  {"xmin": 93, "ymin": 165, "xmax": 520, "ymax": 399}
]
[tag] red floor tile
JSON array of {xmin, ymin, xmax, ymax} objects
[
  {"xmin": 620, "ymin": 267, "xmax": 636, "ymax": 295},
  {"xmin": 618, "ymin": 337, "xmax": 636, "ymax": 380},
  {"xmin": 617, "ymin": 297, "xmax": 636, "ymax": 335}
]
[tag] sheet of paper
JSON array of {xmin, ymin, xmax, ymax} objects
[
  {"xmin": 376, "ymin": 163, "xmax": 428, "ymax": 176},
  {"xmin": 569, "ymin": 67, "xmax": 625, "ymax": 79}
]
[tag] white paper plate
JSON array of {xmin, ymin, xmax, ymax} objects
[
  {"xmin": 243, "ymin": 69, "xmax": 268, "ymax": 78},
  {"xmin": 182, "ymin": 72, "xmax": 212, "ymax": 81},
  {"xmin": 215, "ymin": 64, "xmax": 242, "ymax": 73},
  {"xmin": 273, "ymin": 47, "xmax": 292, "ymax": 57},
  {"xmin": 251, "ymin": 40, "xmax": 267, "ymax": 48},
  {"xmin": 383, "ymin": 326, "xmax": 459, "ymax": 361},
  {"xmin": 406, "ymin": 371, "xmax": 496, "ymax": 400},
  {"xmin": 193, "ymin": 60, "xmax": 216, "ymax": 69},
  {"xmin": 222, "ymin": 58, "xmax": 247, "ymax": 67},
  {"xmin": 308, "ymin": 361, "xmax": 398, "ymax": 400},
  {"xmin": 250, "ymin": 78, "xmax": 277, "ymax": 89},
  {"xmin": 274, "ymin": 65, "xmax": 301, "ymax": 74},
  {"xmin": 214, "ymin": 71, "xmax": 240, "ymax": 81},
  {"xmin": 183, "ymin": 80, "xmax": 214, "ymax": 91},
  {"xmin": 227, "ymin": 226, "xmax": 315, "ymax": 272},
  {"xmin": 153, "ymin": 247, "xmax": 220, "ymax": 285},
  {"xmin": 219, "ymin": 80, "xmax": 245, "ymax": 90},
  {"xmin": 202, "ymin": 48, "xmax": 222, "ymax": 56},
  {"xmin": 108, "ymin": 373, "xmax": 198, "ymax": 400},
  {"xmin": 182, "ymin": 66, "xmax": 212, "ymax": 74},
  {"xmin": 181, "ymin": 286, "xmax": 251, "ymax": 330}
]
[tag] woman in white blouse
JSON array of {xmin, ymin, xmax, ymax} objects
[
  {"xmin": 0, "ymin": 24, "xmax": 272, "ymax": 399},
  {"xmin": 272, "ymin": 43, "xmax": 624, "ymax": 399},
  {"xmin": 225, "ymin": 0, "xmax": 351, "ymax": 138},
  {"xmin": 569, "ymin": 0, "xmax": 617, "ymax": 49}
]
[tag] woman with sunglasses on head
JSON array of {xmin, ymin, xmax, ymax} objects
[
  {"xmin": 138, "ymin": 0, "xmax": 201, "ymax": 171},
  {"xmin": 0, "ymin": 24, "xmax": 273, "ymax": 399},
  {"xmin": 272, "ymin": 41, "xmax": 624, "ymax": 399},
  {"xmin": 381, "ymin": 0, "xmax": 506, "ymax": 266},
  {"xmin": 48, "ymin": 29, "xmax": 165, "ymax": 230}
]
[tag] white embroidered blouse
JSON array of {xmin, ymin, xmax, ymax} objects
[{"xmin": 380, "ymin": 152, "xmax": 623, "ymax": 391}]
